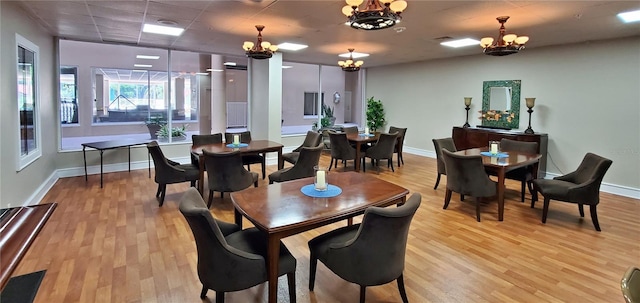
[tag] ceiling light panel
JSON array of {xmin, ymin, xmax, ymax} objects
[
  {"xmin": 142, "ymin": 23, "xmax": 184, "ymax": 36},
  {"xmin": 277, "ymin": 43, "xmax": 309, "ymax": 51},
  {"xmin": 440, "ymin": 38, "xmax": 481, "ymax": 48},
  {"xmin": 339, "ymin": 52, "xmax": 369, "ymax": 59},
  {"xmin": 617, "ymin": 10, "xmax": 640, "ymax": 23}
]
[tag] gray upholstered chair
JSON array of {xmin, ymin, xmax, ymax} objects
[
  {"xmin": 532, "ymin": 152, "xmax": 612, "ymax": 231},
  {"xmin": 363, "ymin": 132, "xmax": 398, "ymax": 174},
  {"xmin": 224, "ymin": 131, "xmax": 266, "ymax": 179},
  {"xmin": 328, "ymin": 131, "xmax": 361, "ymax": 171},
  {"xmin": 388, "ymin": 126, "xmax": 407, "ymax": 167},
  {"xmin": 178, "ymin": 188, "xmax": 297, "ymax": 303},
  {"xmin": 621, "ymin": 266, "xmax": 640, "ymax": 303},
  {"xmin": 432, "ymin": 138, "xmax": 457, "ymax": 190},
  {"xmin": 282, "ymin": 131, "xmax": 322, "ymax": 165},
  {"xmin": 342, "ymin": 126, "xmax": 359, "ymax": 135},
  {"xmin": 442, "ymin": 149, "xmax": 497, "ymax": 222},
  {"xmin": 498, "ymin": 138, "xmax": 538, "ymax": 202},
  {"xmin": 269, "ymin": 144, "xmax": 323, "ymax": 184},
  {"xmin": 308, "ymin": 193, "xmax": 421, "ymax": 303},
  {"xmin": 147, "ymin": 141, "xmax": 199, "ymax": 207},
  {"xmin": 191, "ymin": 133, "xmax": 223, "ymax": 167},
  {"xmin": 203, "ymin": 150, "xmax": 258, "ymax": 208}
]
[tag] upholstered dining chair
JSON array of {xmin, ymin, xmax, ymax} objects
[
  {"xmin": 179, "ymin": 188, "xmax": 297, "ymax": 303},
  {"xmin": 388, "ymin": 126, "xmax": 407, "ymax": 167},
  {"xmin": 203, "ymin": 150, "xmax": 258, "ymax": 208},
  {"xmin": 224, "ymin": 131, "xmax": 266, "ymax": 179},
  {"xmin": 147, "ymin": 141, "xmax": 199, "ymax": 207},
  {"xmin": 328, "ymin": 131, "xmax": 362, "ymax": 171},
  {"xmin": 363, "ymin": 132, "xmax": 399, "ymax": 174},
  {"xmin": 442, "ymin": 149, "xmax": 497, "ymax": 222},
  {"xmin": 532, "ymin": 152, "xmax": 612, "ymax": 231},
  {"xmin": 432, "ymin": 138, "xmax": 457, "ymax": 190},
  {"xmin": 282, "ymin": 131, "xmax": 322, "ymax": 165},
  {"xmin": 269, "ymin": 144, "xmax": 323, "ymax": 184},
  {"xmin": 308, "ymin": 193, "xmax": 421, "ymax": 303},
  {"xmin": 621, "ymin": 266, "xmax": 640, "ymax": 303},
  {"xmin": 494, "ymin": 138, "xmax": 539, "ymax": 202},
  {"xmin": 190, "ymin": 133, "xmax": 223, "ymax": 167}
]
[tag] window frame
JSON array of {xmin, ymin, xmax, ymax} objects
[{"xmin": 16, "ymin": 34, "xmax": 42, "ymax": 171}]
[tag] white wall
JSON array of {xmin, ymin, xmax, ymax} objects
[
  {"xmin": 1, "ymin": 2, "xmax": 58, "ymax": 208},
  {"xmin": 366, "ymin": 37, "xmax": 640, "ymax": 191}
]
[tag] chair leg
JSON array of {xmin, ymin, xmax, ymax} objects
[
  {"xmin": 590, "ymin": 205, "xmax": 601, "ymax": 231},
  {"xmin": 287, "ymin": 271, "xmax": 296, "ymax": 303},
  {"xmin": 155, "ymin": 184, "xmax": 162, "ymax": 197},
  {"xmin": 190, "ymin": 180, "xmax": 196, "ymax": 187},
  {"xmin": 309, "ymin": 252, "xmax": 317, "ymax": 290},
  {"xmin": 443, "ymin": 189, "xmax": 452, "ymax": 209},
  {"xmin": 475, "ymin": 197, "xmax": 482, "ymax": 222},
  {"xmin": 216, "ymin": 291, "xmax": 225, "ymax": 303},
  {"xmin": 542, "ymin": 197, "xmax": 551, "ymax": 223},
  {"xmin": 520, "ymin": 181, "xmax": 526, "ymax": 202},
  {"xmin": 159, "ymin": 184, "xmax": 167, "ymax": 207},
  {"xmin": 397, "ymin": 153, "xmax": 401, "ymax": 167},
  {"xmin": 359, "ymin": 285, "xmax": 366, "ymax": 303},
  {"xmin": 207, "ymin": 190, "xmax": 214, "ymax": 208},
  {"xmin": 578, "ymin": 204, "xmax": 585, "ymax": 217},
  {"xmin": 400, "ymin": 152, "xmax": 404, "ymax": 165},
  {"xmin": 397, "ymin": 274, "xmax": 409, "ymax": 303},
  {"xmin": 362, "ymin": 158, "xmax": 366, "ymax": 172},
  {"xmin": 200, "ymin": 286, "xmax": 208, "ymax": 299},
  {"xmin": 433, "ymin": 174, "xmax": 441, "ymax": 190},
  {"xmin": 461, "ymin": 194, "xmax": 465, "ymax": 201},
  {"xmin": 389, "ymin": 158, "xmax": 395, "ymax": 172},
  {"xmin": 328, "ymin": 158, "xmax": 334, "ymax": 171}
]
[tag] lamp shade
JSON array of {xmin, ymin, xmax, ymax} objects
[
  {"xmin": 464, "ymin": 97, "xmax": 472, "ymax": 107},
  {"xmin": 390, "ymin": 0, "xmax": 407, "ymax": 12},
  {"xmin": 525, "ymin": 98, "xmax": 536, "ymax": 109}
]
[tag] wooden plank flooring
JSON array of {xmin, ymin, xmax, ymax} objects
[{"xmin": 14, "ymin": 152, "xmax": 640, "ymax": 302}]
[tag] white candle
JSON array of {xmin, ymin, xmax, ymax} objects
[
  {"xmin": 233, "ymin": 134, "xmax": 240, "ymax": 145},
  {"xmin": 364, "ymin": 127, "xmax": 369, "ymax": 135},
  {"xmin": 490, "ymin": 142, "xmax": 499, "ymax": 154},
  {"xmin": 316, "ymin": 170, "xmax": 327, "ymax": 190}
]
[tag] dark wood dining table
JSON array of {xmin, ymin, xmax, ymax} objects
[
  {"xmin": 190, "ymin": 140, "xmax": 284, "ymax": 194},
  {"xmin": 230, "ymin": 171, "xmax": 409, "ymax": 303},
  {"xmin": 454, "ymin": 148, "xmax": 542, "ymax": 221},
  {"xmin": 346, "ymin": 132, "xmax": 379, "ymax": 172}
]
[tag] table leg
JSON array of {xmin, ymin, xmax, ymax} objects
[
  {"xmin": 100, "ymin": 150, "xmax": 104, "ymax": 188},
  {"xmin": 531, "ymin": 161, "xmax": 540, "ymax": 202},
  {"xmin": 128, "ymin": 146, "xmax": 131, "ymax": 172},
  {"xmin": 278, "ymin": 148, "xmax": 284, "ymax": 170},
  {"xmin": 355, "ymin": 142, "xmax": 362, "ymax": 172},
  {"xmin": 148, "ymin": 150, "xmax": 151, "ymax": 178},
  {"xmin": 234, "ymin": 208, "xmax": 242, "ymax": 229},
  {"xmin": 267, "ymin": 235, "xmax": 281, "ymax": 303},
  {"xmin": 83, "ymin": 146, "xmax": 88, "ymax": 182},
  {"xmin": 497, "ymin": 168, "xmax": 505, "ymax": 221}
]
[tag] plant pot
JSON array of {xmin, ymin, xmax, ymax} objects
[{"xmin": 147, "ymin": 124, "xmax": 162, "ymax": 139}]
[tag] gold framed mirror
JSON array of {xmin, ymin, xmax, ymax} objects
[{"xmin": 480, "ymin": 80, "xmax": 521, "ymax": 129}]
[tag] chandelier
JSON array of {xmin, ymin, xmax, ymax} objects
[
  {"xmin": 338, "ymin": 49, "xmax": 364, "ymax": 72},
  {"xmin": 342, "ymin": 0, "xmax": 408, "ymax": 30},
  {"xmin": 242, "ymin": 25, "xmax": 278, "ymax": 59},
  {"xmin": 480, "ymin": 16, "xmax": 529, "ymax": 56}
]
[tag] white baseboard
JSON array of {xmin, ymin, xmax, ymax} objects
[{"xmin": 22, "ymin": 171, "xmax": 59, "ymax": 207}]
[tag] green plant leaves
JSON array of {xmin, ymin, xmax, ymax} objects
[{"xmin": 366, "ymin": 97, "xmax": 385, "ymax": 132}]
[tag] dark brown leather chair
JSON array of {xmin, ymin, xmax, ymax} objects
[
  {"xmin": 308, "ymin": 193, "xmax": 421, "ymax": 303},
  {"xmin": 191, "ymin": 133, "xmax": 223, "ymax": 167},
  {"xmin": 621, "ymin": 266, "xmax": 640, "ymax": 303},
  {"xmin": 203, "ymin": 150, "xmax": 258, "ymax": 208},
  {"xmin": 327, "ymin": 131, "xmax": 362, "ymax": 171},
  {"xmin": 498, "ymin": 138, "xmax": 538, "ymax": 202},
  {"xmin": 363, "ymin": 132, "xmax": 399, "ymax": 174},
  {"xmin": 432, "ymin": 138, "xmax": 457, "ymax": 190},
  {"xmin": 388, "ymin": 126, "xmax": 407, "ymax": 167},
  {"xmin": 224, "ymin": 131, "xmax": 266, "ymax": 179},
  {"xmin": 283, "ymin": 131, "xmax": 322, "ymax": 165},
  {"xmin": 442, "ymin": 149, "xmax": 497, "ymax": 221},
  {"xmin": 147, "ymin": 141, "xmax": 199, "ymax": 207},
  {"xmin": 532, "ymin": 153, "xmax": 612, "ymax": 231},
  {"xmin": 179, "ymin": 188, "xmax": 297, "ymax": 303},
  {"xmin": 270, "ymin": 144, "xmax": 323, "ymax": 184},
  {"xmin": 342, "ymin": 126, "xmax": 359, "ymax": 135}
]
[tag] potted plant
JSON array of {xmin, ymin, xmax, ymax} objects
[
  {"xmin": 322, "ymin": 103, "xmax": 336, "ymax": 127},
  {"xmin": 366, "ymin": 96, "xmax": 386, "ymax": 132},
  {"xmin": 156, "ymin": 124, "xmax": 188, "ymax": 141},
  {"xmin": 145, "ymin": 116, "xmax": 166, "ymax": 139}
]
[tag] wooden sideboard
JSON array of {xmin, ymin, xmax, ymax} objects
[{"xmin": 452, "ymin": 126, "xmax": 548, "ymax": 175}]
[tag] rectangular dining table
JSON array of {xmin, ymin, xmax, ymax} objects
[
  {"xmin": 190, "ymin": 140, "xmax": 284, "ymax": 194},
  {"xmin": 230, "ymin": 171, "xmax": 409, "ymax": 303},
  {"xmin": 82, "ymin": 138, "xmax": 151, "ymax": 188},
  {"xmin": 454, "ymin": 148, "xmax": 542, "ymax": 221},
  {"xmin": 346, "ymin": 132, "xmax": 379, "ymax": 172}
]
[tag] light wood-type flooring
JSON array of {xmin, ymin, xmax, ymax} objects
[{"xmin": 14, "ymin": 152, "xmax": 640, "ymax": 303}]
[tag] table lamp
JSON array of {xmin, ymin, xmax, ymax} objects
[{"xmin": 524, "ymin": 98, "xmax": 536, "ymax": 134}]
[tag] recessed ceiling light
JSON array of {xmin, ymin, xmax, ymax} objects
[
  {"xmin": 143, "ymin": 23, "xmax": 184, "ymax": 36},
  {"xmin": 440, "ymin": 38, "xmax": 481, "ymax": 48},
  {"xmin": 223, "ymin": 62, "xmax": 237, "ymax": 66},
  {"xmin": 617, "ymin": 10, "xmax": 640, "ymax": 23},
  {"xmin": 282, "ymin": 66, "xmax": 293, "ymax": 69},
  {"xmin": 195, "ymin": 72, "xmax": 208, "ymax": 75},
  {"xmin": 136, "ymin": 55, "xmax": 160, "ymax": 60},
  {"xmin": 134, "ymin": 64, "xmax": 152, "ymax": 68},
  {"xmin": 206, "ymin": 68, "xmax": 224, "ymax": 72},
  {"xmin": 277, "ymin": 43, "xmax": 308, "ymax": 51},
  {"xmin": 339, "ymin": 51, "xmax": 369, "ymax": 59},
  {"xmin": 132, "ymin": 70, "xmax": 148, "ymax": 72}
]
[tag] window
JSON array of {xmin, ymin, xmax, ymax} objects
[
  {"xmin": 60, "ymin": 66, "xmax": 78, "ymax": 124},
  {"xmin": 16, "ymin": 34, "xmax": 41, "ymax": 170},
  {"xmin": 303, "ymin": 92, "xmax": 324, "ymax": 116}
]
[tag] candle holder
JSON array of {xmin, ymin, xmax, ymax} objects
[
  {"xmin": 463, "ymin": 97, "xmax": 472, "ymax": 128},
  {"xmin": 314, "ymin": 166, "xmax": 328, "ymax": 191},
  {"xmin": 524, "ymin": 97, "xmax": 536, "ymax": 134}
]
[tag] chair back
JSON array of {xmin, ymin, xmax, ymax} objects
[
  {"xmin": 500, "ymin": 138, "xmax": 538, "ymax": 154},
  {"xmin": 432, "ymin": 138, "xmax": 457, "ymax": 175},
  {"xmin": 366, "ymin": 132, "xmax": 398, "ymax": 159},
  {"xmin": 342, "ymin": 126, "xmax": 359, "ymax": 135},
  {"xmin": 225, "ymin": 131, "xmax": 252, "ymax": 144},
  {"xmin": 571, "ymin": 153, "xmax": 613, "ymax": 185},
  {"xmin": 295, "ymin": 131, "xmax": 323, "ymax": 152},
  {"xmin": 147, "ymin": 141, "xmax": 178, "ymax": 183},
  {"xmin": 294, "ymin": 145, "xmax": 323, "ymax": 175},
  {"xmin": 621, "ymin": 266, "xmax": 640, "ymax": 303},
  {"xmin": 442, "ymin": 149, "xmax": 496, "ymax": 197},
  {"xmin": 328, "ymin": 131, "xmax": 356, "ymax": 160},
  {"xmin": 203, "ymin": 150, "xmax": 256, "ymax": 193},
  {"xmin": 389, "ymin": 126, "xmax": 407, "ymax": 153},
  {"xmin": 192, "ymin": 133, "xmax": 223, "ymax": 146}
]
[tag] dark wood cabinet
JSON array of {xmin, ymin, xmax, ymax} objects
[{"xmin": 452, "ymin": 126, "xmax": 548, "ymax": 175}]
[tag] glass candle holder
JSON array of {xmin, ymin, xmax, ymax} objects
[
  {"xmin": 489, "ymin": 141, "xmax": 500, "ymax": 154},
  {"xmin": 233, "ymin": 134, "xmax": 240, "ymax": 145},
  {"xmin": 314, "ymin": 165, "xmax": 328, "ymax": 191}
]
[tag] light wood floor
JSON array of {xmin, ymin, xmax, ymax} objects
[{"xmin": 14, "ymin": 152, "xmax": 640, "ymax": 303}]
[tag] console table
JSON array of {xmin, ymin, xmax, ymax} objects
[{"xmin": 452, "ymin": 126, "xmax": 548, "ymax": 175}]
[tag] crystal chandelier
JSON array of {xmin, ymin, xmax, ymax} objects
[
  {"xmin": 480, "ymin": 16, "xmax": 529, "ymax": 56},
  {"xmin": 342, "ymin": 0, "xmax": 408, "ymax": 30},
  {"xmin": 338, "ymin": 49, "xmax": 364, "ymax": 72},
  {"xmin": 242, "ymin": 25, "xmax": 278, "ymax": 59}
]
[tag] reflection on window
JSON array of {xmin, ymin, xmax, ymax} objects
[
  {"xmin": 17, "ymin": 34, "xmax": 41, "ymax": 170},
  {"xmin": 303, "ymin": 92, "xmax": 324, "ymax": 116},
  {"xmin": 60, "ymin": 66, "xmax": 78, "ymax": 124}
]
